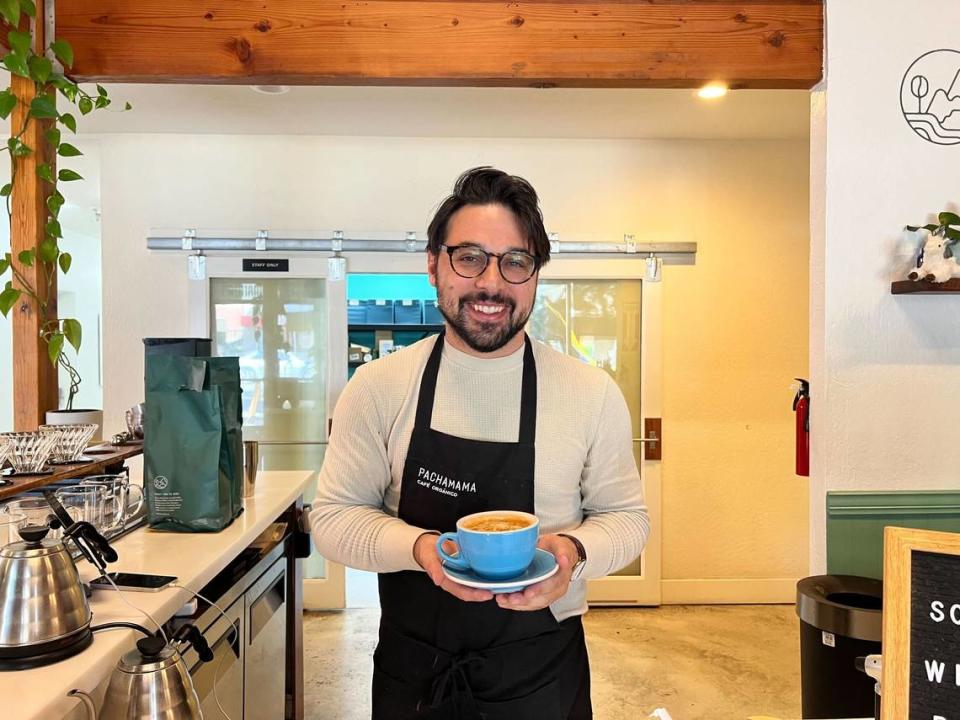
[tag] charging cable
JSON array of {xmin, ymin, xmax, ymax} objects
[
  {"xmin": 171, "ymin": 582, "xmax": 238, "ymax": 720},
  {"xmin": 99, "ymin": 573, "xmax": 169, "ymax": 644}
]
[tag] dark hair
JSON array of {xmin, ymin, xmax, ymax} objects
[{"xmin": 426, "ymin": 167, "xmax": 551, "ymax": 265}]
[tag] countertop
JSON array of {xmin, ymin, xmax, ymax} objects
[{"xmin": 2, "ymin": 470, "xmax": 313, "ymax": 720}]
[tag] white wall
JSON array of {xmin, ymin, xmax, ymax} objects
[
  {"xmin": 100, "ymin": 134, "xmax": 809, "ymax": 594},
  {"xmin": 810, "ymin": 0, "xmax": 960, "ymax": 571}
]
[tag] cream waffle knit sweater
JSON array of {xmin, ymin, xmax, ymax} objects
[{"xmin": 311, "ymin": 333, "xmax": 650, "ymax": 620}]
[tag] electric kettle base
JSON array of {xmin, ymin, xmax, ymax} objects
[{"xmin": 0, "ymin": 627, "xmax": 92, "ymax": 671}]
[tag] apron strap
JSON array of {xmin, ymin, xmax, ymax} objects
[
  {"xmin": 414, "ymin": 332, "xmax": 539, "ymax": 447},
  {"xmin": 414, "ymin": 331, "xmax": 446, "ymax": 431},
  {"xmin": 518, "ymin": 336, "xmax": 537, "ymax": 445}
]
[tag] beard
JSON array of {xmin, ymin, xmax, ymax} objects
[{"xmin": 437, "ymin": 290, "xmax": 532, "ymax": 353}]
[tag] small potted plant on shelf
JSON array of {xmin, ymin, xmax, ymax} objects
[
  {"xmin": 0, "ymin": 0, "xmax": 129, "ymax": 434},
  {"xmin": 900, "ymin": 211, "xmax": 960, "ymax": 288}
]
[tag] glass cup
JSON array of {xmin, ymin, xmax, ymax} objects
[
  {"xmin": 80, "ymin": 474, "xmax": 144, "ymax": 535},
  {"xmin": 55, "ymin": 486, "xmax": 109, "ymax": 534},
  {"xmin": 0, "ymin": 512, "xmax": 26, "ymax": 546},
  {"xmin": 1, "ymin": 497, "xmax": 69, "ymax": 539}
]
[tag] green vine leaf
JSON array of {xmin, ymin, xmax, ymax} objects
[
  {"xmin": 94, "ymin": 96, "xmax": 110, "ymax": 110},
  {"xmin": 19, "ymin": 0, "xmax": 35, "ymax": 17},
  {"xmin": 7, "ymin": 30, "xmax": 31, "ymax": 56},
  {"xmin": 58, "ymin": 168, "xmax": 82, "ymax": 182},
  {"xmin": 0, "ymin": 257, "xmax": 8, "ymax": 275},
  {"xmin": 0, "ymin": 183, "xmax": 10, "ymax": 197},
  {"xmin": 40, "ymin": 238, "xmax": 60, "ymax": 265},
  {"xmin": 939, "ymin": 211, "xmax": 960, "ymax": 227},
  {"xmin": 60, "ymin": 112, "xmax": 76, "ymax": 133},
  {"xmin": 29, "ymin": 95, "xmax": 57, "ymax": 119},
  {"xmin": 17, "ymin": 249, "xmax": 34, "ymax": 267},
  {"xmin": 0, "ymin": 0, "xmax": 21, "ymax": 26},
  {"xmin": 2, "ymin": 52, "xmax": 30, "ymax": 79},
  {"xmin": 36, "ymin": 163, "xmax": 54, "ymax": 183},
  {"xmin": 44, "ymin": 127, "xmax": 61, "ymax": 146},
  {"xmin": 58, "ymin": 251, "xmax": 72, "ymax": 274},
  {"xmin": 906, "ymin": 224, "xmax": 940, "ymax": 233},
  {"xmin": 45, "ymin": 219, "xmax": 62, "ymax": 238},
  {"xmin": 46, "ymin": 190, "xmax": 64, "ymax": 217},
  {"xmin": 38, "ymin": 239, "xmax": 58, "ymax": 264},
  {"xmin": 96, "ymin": 84, "xmax": 107, "ymax": 97},
  {"xmin": 50, "ymin": 40, "xmax": 74, "ymax": 68},
  {"xmin": 47, "ymin": 332, "xmax": 64, "ymax": 365},
  {"xmin": 0, "ymin": 89, "xmax": 17, "ymax": 120},
  {"xmin": 78, "ymin": 96, "xmax": 92, "ymax": 115},
  {"xmin": 62, "ymin": 318, "xmax": 81, "ymax": 351},
  {"xmin": 49, "ymin": 40, "xmax": 74, "ymax": 69},
  {"xmin": 57, "ymin": 142, "xmax": 82, "ymax": 157},
  {"xmin": 27, "ymin": 55, "xmax": 52, "ymax": 84},
  {"xmin": 7, "ymin": 137, "xmax": 31, "ymax": 157},
  {"xmin": 0, "ymin": 286, "xmax": 21, "ymax": 317}
]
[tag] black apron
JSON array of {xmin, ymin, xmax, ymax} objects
[{"xmin": 373, "ymin": 332, "xmax": 592, "ymax": 720}]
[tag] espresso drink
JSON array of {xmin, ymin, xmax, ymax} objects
[{"xmin": 463, "ymin": 515, "xmax": 533, "ymax": 533}]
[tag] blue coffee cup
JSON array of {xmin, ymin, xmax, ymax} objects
[{"xmin": 436, "ymin": 510, "xmax": 539, "ymax": 580}]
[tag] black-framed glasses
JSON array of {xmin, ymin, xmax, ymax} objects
[{"xmin": 441, "ymin": 244, "xmax": 540, "ymax": 284}]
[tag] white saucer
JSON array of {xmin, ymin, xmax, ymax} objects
[{"xmin": 441, "ymin": 548, "xmax": 559, "ymax": 594}]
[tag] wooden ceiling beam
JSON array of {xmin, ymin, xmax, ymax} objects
[{"xmin": 55, "ymin": 1, "xmax": 823, "ymax": 89}]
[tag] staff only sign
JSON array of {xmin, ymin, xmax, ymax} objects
[{"xmin": 882, "ymin": 527, "xmax": 960, "ymax": 719}]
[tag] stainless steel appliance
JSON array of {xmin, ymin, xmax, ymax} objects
[
  {"xmin": 244, "ymin": 557, "xmax": 287, "ymax": 720},
  {"xmin": 99, "ymin": 634, "xmax": 207, "ymax": 719},
  {"xmin": 185, "ymin": 597, "xmax": 244, "ymax": 719},
  {"xmin": 0, "ymin": 493, "xmax": 117, "ymax": 671}
]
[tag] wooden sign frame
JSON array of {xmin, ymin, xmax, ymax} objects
[{"xmin": 882, "ymin": 526, "xmax": 960, "ymax": 720}]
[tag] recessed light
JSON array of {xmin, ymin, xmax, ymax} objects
[
  {"xmin": 697, "ymin": 83, "xmax": 728, "ymax": 100},
  {"xmin": 250, "ymin": 85, "xmax": 290, "ymax": 95}
]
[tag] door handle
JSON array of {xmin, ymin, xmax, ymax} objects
[{"xmin": 635, "ymin": 419, "xmax": 662, "ymax": 461}]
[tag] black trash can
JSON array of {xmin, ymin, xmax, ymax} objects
[{"xmin": 796, "ymin": 575, "xmax": 882, "ymax": 719}]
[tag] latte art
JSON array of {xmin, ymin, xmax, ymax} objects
[{"xmin": 463, "ymin": 515, "xmax": 533, "ymax": 533}]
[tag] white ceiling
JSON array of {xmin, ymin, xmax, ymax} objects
[{"xmin": 65, "ymin": 84, "xmax": 809, "ymax": 140}]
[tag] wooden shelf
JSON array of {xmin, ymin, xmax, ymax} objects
[
  {"xmin": 0, "ymin": 443, "xmax": 143, "ymax": 501},
  {"xmin": 892, "ymin": 279, "xmax": 960, "ymax": 294}
]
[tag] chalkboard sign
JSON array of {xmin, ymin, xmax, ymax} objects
[
  {"xmin": 910, "ymin": 551, "xmax": 960, "ymax": 718},
  {"xmin": 883, "ymin": 527, "xmax": 960, "ymax": 720}
]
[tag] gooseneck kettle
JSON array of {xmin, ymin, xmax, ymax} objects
[
  {"xmin": 0, "ymin": 491, "xmax": 117, "ymax": 670},
  {"xmin": 71, "ymin": 622, "xmax": 214, "ymax": 719}
]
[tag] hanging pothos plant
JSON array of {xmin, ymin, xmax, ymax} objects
[{"xmin": 0, "ymin": 0, "xmax": 129, "ymax": 410}]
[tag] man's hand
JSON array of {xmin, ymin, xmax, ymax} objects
[
  {"xmin": 495, "ymin": 534, "xmax": 578, "ymax": 612},
  {"xmin": 413, "ymin": 532, "xmax": 494, "ymax": 603}
]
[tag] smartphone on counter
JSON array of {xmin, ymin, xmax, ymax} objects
[{"xmin": 90, "ymin": 572, "xmax": 177, "ymax": 593}]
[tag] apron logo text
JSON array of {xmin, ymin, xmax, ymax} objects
[{"xmin": 417, "ymin": 467, "xmax": 477, "ymax": 498}]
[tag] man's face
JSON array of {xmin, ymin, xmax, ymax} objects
[{"xmin": 427, "ymin": 203, "xmax": 539, "ymax": 355}]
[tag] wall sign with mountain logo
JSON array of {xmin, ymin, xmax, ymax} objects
[{"xmin": 901, "ymin": 49, "xmax": 960, "ymax": 145}]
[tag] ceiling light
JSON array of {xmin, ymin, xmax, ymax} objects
[
  {"xmin": 250, "ymin": 85, "xmax": 290, "ymax": 95},
  {"xmin": 697, "ymin": 83, "xmax": 728, "ymax": 100}
]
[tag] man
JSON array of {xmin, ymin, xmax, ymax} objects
[{"xmin": 311, "ymin": 167, "xmax": 649, "ymax": 719}]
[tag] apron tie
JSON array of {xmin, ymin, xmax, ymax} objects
[{"xmin": 428, "ymin": 650, "xmax": 485, "ymax": 714}]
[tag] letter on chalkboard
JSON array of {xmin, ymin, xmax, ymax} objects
[
  {"xmin": 931, "ymin": 600, "xmax": 946, "ymax": 622},
  {"xmin": 926, "ymin": 659, "xmax": 946, "ymax": 683}
]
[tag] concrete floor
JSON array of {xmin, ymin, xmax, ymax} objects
[{"xmin": 303, "ymin": 604, "xmax": 802, "ymax": 719}]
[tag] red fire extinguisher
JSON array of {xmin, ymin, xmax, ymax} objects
[{"xmin": 793, "ymin": 378, "xmax": 810, "ymax": 477}]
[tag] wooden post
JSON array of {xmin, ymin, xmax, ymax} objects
[{"xmin": 11, "ymin": 4, "xmax": 58, "ymax": 430}]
